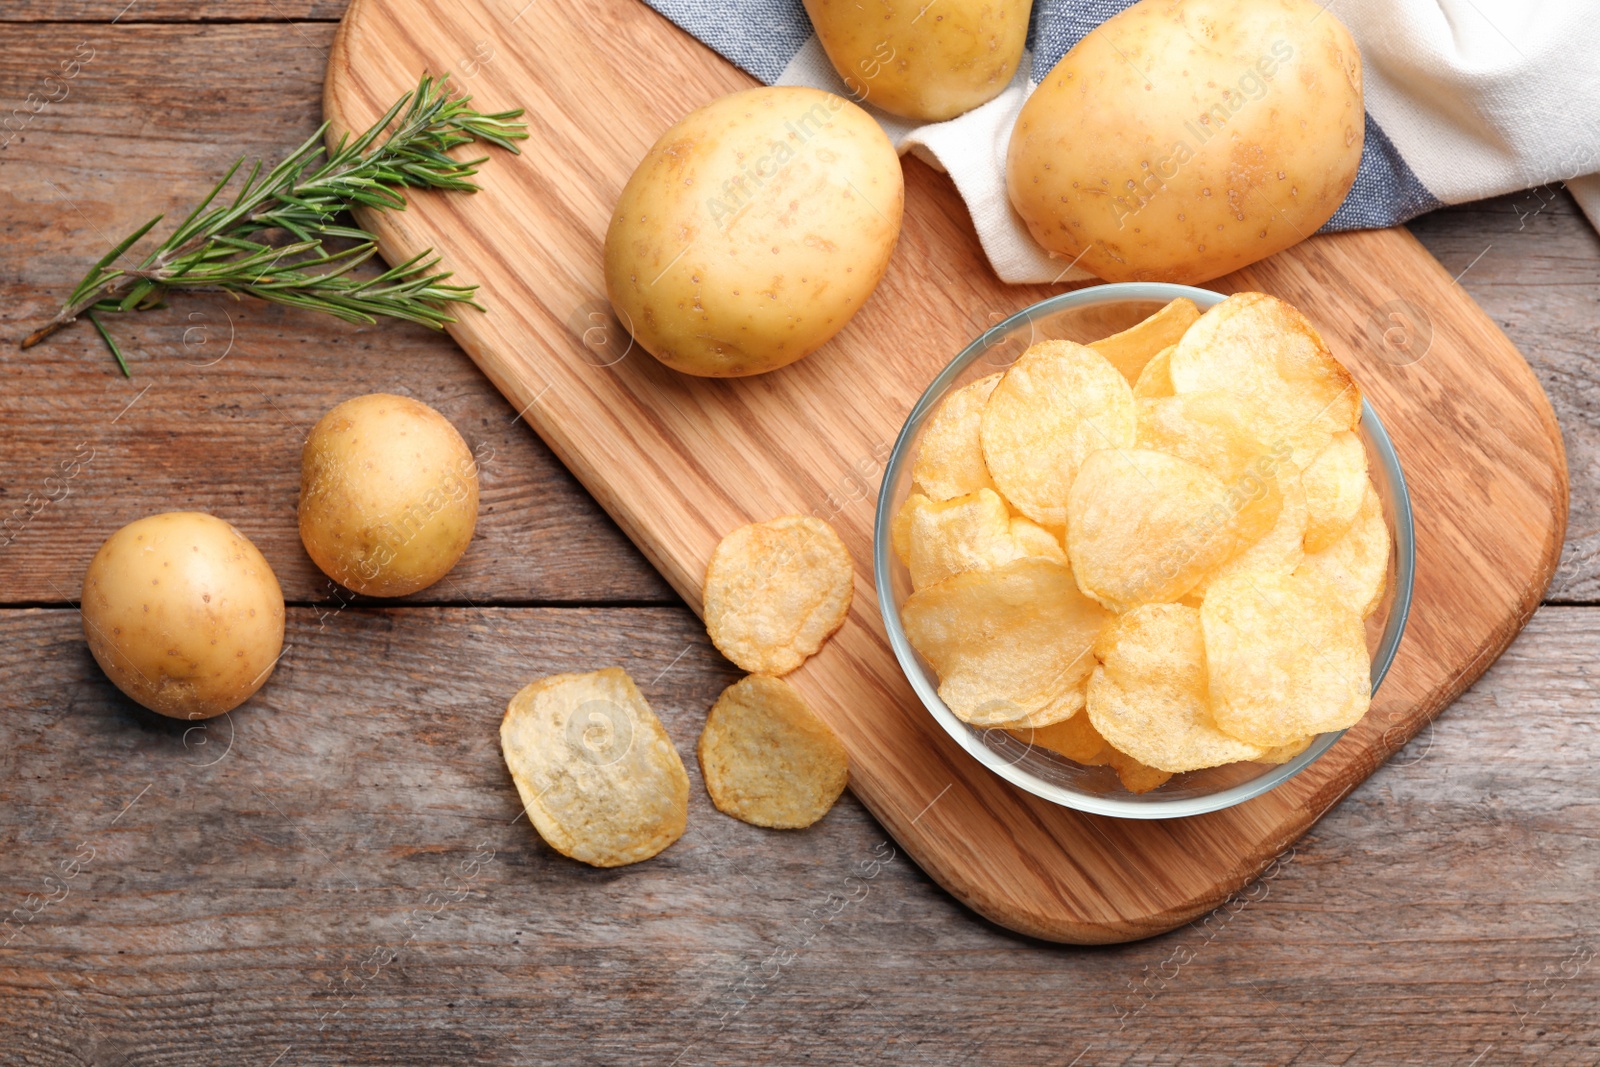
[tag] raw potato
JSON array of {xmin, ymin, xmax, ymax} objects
[
  {"xmin": 1302, "ymin": 431, "xmax": 1369, "ymax": 552},
  {"xmin": 698, "ymin": 675, "xmax": 849, "ymax": 829},
  {"xmin": 803, "ymin": 0, "xmax": 1030, "ymax": 122},
  {"xmin": 902, "ymin": 557, "xmax": 1112, "ymax": 727},
  {"xmin": 500, "ymin": 668, "xmax": 689, "ymax": 868},
  {"xmin": 1087, "ymin": 604, "xmax": 1265, "ymax": 772},
  {"xmin": 1168, "ymin": 292, "xmax": 1361, "ymax": 466},
  {"xmin": 1202, "ymin": 570, "xmax": 1371, "ymax": 746},
  {"xmin": 980, "ymin": 340, "xmax": 1137, "ymax": 527},
  {"xmin": 1296, "ymin": 482, "xmax": 1389, "ymax": 617},
  {"xmin": 299, "ymin": 393, "xmax": 479, "ymax": 597},
  {"xmin": 1006, "ymin": 0, "xmax": 1364, "ymax": 284},
  {"xmin": 81, "ymin": 511, "xmax": 285, "ymax": 720},
  {"xmin": 1089, "ymin": 298, "xmax": 1201, "ymax": 383},
  {"xmin": 704, "ymin": 515, "xmax": 854, "ymax": 675},
  {"xmin": 1066, "ymin": 448, "xmax": 1277, "ymax": 612},
  {"xmin": 912, "ymin": 373, "xmax": 1000, "ymax": 501},
  {"xmin": 605, "ymin": 86, "xmax": 903, "ymax": 377}
]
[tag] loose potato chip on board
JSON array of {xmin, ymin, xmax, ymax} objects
[
  {"xmin": 1168, "ymin": 293, "xmax": 1360, "ymax": 466},
  {"xmin": 1296, "ymin": 482, "xmax": 1390, "ymax": 618},
  {"xmin": 697, "ymin": 675, "xmax": 849, "ymax": 829},
  {"xmin": 1089, "ymin": 298, "xmax": 1201, "ymax": 383},
  {"xmin": 1087, "ymin": 605, "xmax": 1266, "ymax": 772},
  {"xmin": 1067, "ymin": 449, "xmax": 1278, "ymax": 612},
  {"xmin": 704, "ymin": 515, "xmax": 854, "ymax": 675},
  {"xmin": 1007, "ymin": 710, "xmax": 1111, "ymax": 765},
  {"xmin": 913, "ymin": 373, "xmax": 1001, "ymax": 501},
  {"xmin": 1302, "ymin": 431, "xmax": 1369, "ymax": 553},
  {"xmin": 980, "ymin": 340, "xmax": 1137, "ymax": 527},
  {"xmin": 1136, "ymin": 390, "xmax": 1275, "ymax": 484},
  {"xmin": 1255, "ymin": 735, "xmax": 1316, "ymax": 765},
  {"xmin": 1107, "ymin": 748, "xmax": 1173, "ymax": 794},
  {"xmin": 902, "ymin": 557, "xmax": 1112, "ymax": 727},
  {"xmin": 1132, "ymin": 344, "xmax": 1176, "ymax": 399},
  {"xmin": 500, "ymin": 668, "xmax": 689, "ymax": 868},
  {"xmin": 1202, "ymin": 570, "xmax": 1371, "ymax": 747},
  {"xmin": 1194, "ymin": 459, "xmax": 1308, "ymax": 595}
]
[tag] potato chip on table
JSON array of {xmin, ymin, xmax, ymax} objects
[
  {"xmin": 1202, "ymin": 570, "xmax": 1371, "ymax": 747},
  {"xmin": 913, "ymin": 372, "xmax": 1001, "ymax": 501},
  {"xmin": 902, "ymin": 557, "xmax": 1112, "ymax": 728},
  {"xmin": 704, "ymin": 515, "xmax": 854, "ymax": 675},
  {"xmin": 698, "ymin": 675, "xmax": 849, "ymax": 829},
  {"xmin": 980, "ymin": 339, "xmax": 1137, "ymax": 527},
  {"xmin": 1087, "ymin": 604, "xmax": 1266, "ymax": 772},
  {"xmin": 1088, "ymin": 297, "xmax": 1201, "ymax": 383},
  {"xmin": 500, "ymin": 668, "xmax": 689, "ymax": 868}
]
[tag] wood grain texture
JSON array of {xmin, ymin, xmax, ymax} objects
[
  {"xmin": 0, "ymin": 22, "xmax": 671, "ymax": 606},
  {"xmin": 0, "ymin": 2, "xmax": 344, "ymax": 19},
  {"xmin": 320, "ymin": 0, "xmax": 1566, "ymax": 942},
  {"xmin": 0, "ymin": 607, "xmax": 1596, "ymax": 1065}
]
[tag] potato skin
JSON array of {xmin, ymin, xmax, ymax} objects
[
  {"xmin": 298, "ymin": 393, "xmax": 479, "ymax": 597},
  {"xmin": 1006, "ymin": 0, "xmax": 1364, "ymax": 284},
  {"xmin": 804, "ymin": 0, "xmax": 1030, "ymax": 122},
  {"xmin": 81, "ymin": 512, "xmax": 285, "ymax": 720},
  {"xmin": 605, "ymin": 86, "xmax": 903, "ymax": 377}
]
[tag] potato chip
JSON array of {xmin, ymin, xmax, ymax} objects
[
  {"xmin": 1066, "ymin": 449, "xmax": 1278, "ymax": 612},
  {"xmin": 697, "ymin": 675, "xmax": 849, "ymax": 829},
  {"xmin": 902, "ymin": 557, "xmax": 1112, "ymax": 727},
  {"xmin": 1136, "ymin": 390, "xmax": 1275, "ymax": 484},
  {"xmin": 1089, "ymin": 297, "xmax": 1201, "ymax": 383},
  {"xmin": 1202, "ymin": 570, "xmax": 1371, "ymax": 747},
  {"xmin": 1132, "ymin": 344, "xmax": 1176, "ymax": 399},
  {"xmin": 1296, "ymin": 482, "xmax": 1389, "ymax": 618},
  {"xmin": 890, "ymin": 492, "xmax": 927, "ymax": 565},
  {"xmin": 1168, "ymin": 293, "xmax": 1360, "ymax": 466},
  {"xmin": 1255, "ymin": 735, "xmax": 1315, "ymax": 765},
  {"xmin": 500, "ymin": 668, "xmax": 689, "ymax": 868},
  {"xmin": 1107, "ymin": 748, "xmax": 1173, "ymax": 794},
  {"xmin": 1009, "ymin": 516, "xmax": 1067, "ymax": 565},
  {"xmin": 980, "ymin": 340, "xmax": 1137, "ymax": 527},
  {"xmin": 1194, "ymin": 459, "xmax": 1307, "ymax": 595},
  {"xmin": 1087, "ymin": 605, "xmax": 1266, "ymax": 772},
  {"xmin": 1301, "ymin": 431, "xmax": 1369, "ymax": 553},
  {"xmin": 1007, "ymin": 710, "xmax": 1111, "ymax": 765},
  {"xmin": 904, "ymin": 488, "xmax": 1067, "ymax": 590},
  {"xmin": 704, "ymin": 515, "xmax": 854, "ymax": 675},
  {"xmin": 913, "ymin": 373, "xmax": 1001, "ymax": 501}
]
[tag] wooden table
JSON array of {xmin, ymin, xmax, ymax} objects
[{"xmin": 2, "ymin": 5, "xmax": 1597, "ymax": 1064}]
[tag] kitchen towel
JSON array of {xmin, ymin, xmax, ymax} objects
[{"xmin": 641, "ymin": 0, "xmax": 1600, "ymax": 283}]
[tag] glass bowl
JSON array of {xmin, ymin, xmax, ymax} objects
[{"xmin": 874, "ymin": 282, "xmax": 1415, "ymax": 819}]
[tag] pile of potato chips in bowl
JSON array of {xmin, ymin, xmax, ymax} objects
[{"xmin": 875, "ymin": 283, "xmax": 1415, "ymax": 818}]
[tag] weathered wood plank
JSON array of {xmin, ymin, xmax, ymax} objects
[
  {"xmin": 0, "ymin": 606, "xmax": 1595, "ymax": 1064},
  {"xmin": 0, "ymin": 22, "xmax": 671, "ymax": 605},
  {"xmin": 0, "ymin": 3, "xmax": 345, "ymax": 20}
]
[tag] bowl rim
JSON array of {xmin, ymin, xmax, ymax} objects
[{"xmin": 872, "ymin": 281, "xmax": 1416, "ymax": 820}]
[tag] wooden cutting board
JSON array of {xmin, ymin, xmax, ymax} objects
[{"xmin": 324, "ymin": 0, "xmax": 1568, "ymax": 942}]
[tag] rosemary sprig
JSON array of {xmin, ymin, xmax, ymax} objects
[{"xmin": 21, "ymin": 73, "xmax": 527, "ymax": 372}]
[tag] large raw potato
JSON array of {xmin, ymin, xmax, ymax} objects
[
  {"xmin": 605, "ymin": 86, "xmax": 903, "ymax": 377},
  {"xmin": 299, "ymin": 393, "xmax": 480, "ymax": 597},
  {"xmin": 1006, "ymin": 0, "xmax": 1364, "ymax": 284},
  {"xmin": 803, "ymin": 0, "xmax": 1030, "ymax": 122},
  {"xmin": 81, "ymin": 512, "xmax": 285, "ymax": 720}
]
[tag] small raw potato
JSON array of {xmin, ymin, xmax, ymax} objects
[
  {"xmin": 913, "ymin": 373, "xmax": 1001, "ymax": 501},
  {"xmin": 905, "ymin": 488, "xmax": 1061, "ymax": 590},
  {"xmin": 1195, "ymin": 459, "xmax": 1308, "ymax": 595},
  {"xmin": 803, "ymin": 0, "xmax": 1030, "ymax": 122},
  {"xmin": 1202, "ymin": 570, "xmax": 1371, "ymax": 747},
  {"xmin": 81, "ymin": 511, "xmax": 285, "ymax": 720},
  {"xmin": 1005, "ymin": 0, "xmax": 1364, "ymax": 284},
  {"xmin": 1087, "ymin": 605, "xmax": 1266, "ymax": 772},
  {"xmin": 1296, "ymin": 482, "xmax": 1389, "ymax": 618},
  {"xmin": 1107, "ymin": 748, "xmax": 1173, "ymax": 794},
  {"xmin": 698, "ymin": 675, "xmax": 849, "ymax": 829},
  {"xmin": 1302, "ymin": 431, "xmax": 1369, "ymax": 552},
  {"xmin": 981, "ymin": 340, "xmax": 1137, "ymax": 527},
  {"xmin": 500, "ymin": 669, "xmax": 689, "ymax": 868},
  {"xmin": 1009, "ymin": 711, "xmax": 1111, "ymax": 765},
  {"xmin": 902, "ymin": 557, "xmax": 1112, "ymax": 727},
  {"xmin": 604, "ymin": 86, "xmax": 903, "ymax": 377},
  {"xmin": 1255, "ymin": 735, "xmax": 1316, "ymax": 765},
  {"xmin": 1132, "ymin": 344, "xmax": 1176, "ymax": 399},
  {"xmin": 704, "ymin": 515, "xmax": 854, "ymax": 674},
  {"xmin": 299, "ymin": 393, "xmax": 479, "ymax": 597},
  {"xmin": 1135, "ymin": 389, "xmax": 1276, "ymax": 484},
  {"xmin": 1066, "ymin": 449, "xmax": 1278, "ymax": 612},
  {"xmin": 1089, "ymin": 298, "xmax": 1201, "ymax": 383},
  {"xmin": 1168, "ymin": 293, "xmax": 1361, "ymax": 466}
]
